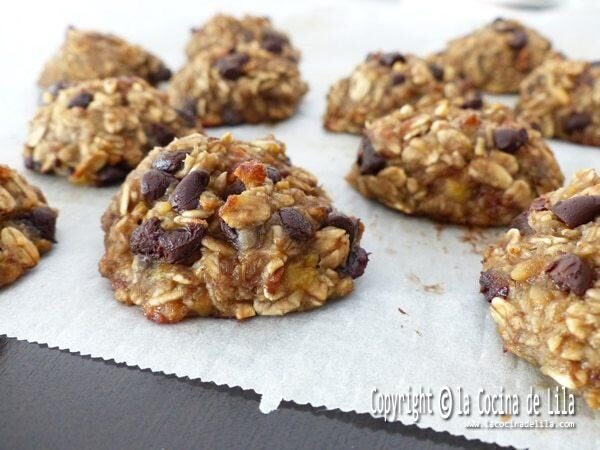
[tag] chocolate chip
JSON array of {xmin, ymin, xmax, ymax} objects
[
  {"xmin": 460, "ymin": 93, "xmax": 483, "ymax": 110},
  {"xmin": 391, "ymin": 73, "xmax": 406, "ymax": 86},
  {"xmin": 47, "ymin": 81, "xmax": 69, "ymax": 98},
  {"xmin": 219, "ymin": 216, "xmax": 238, "ymax": 243},
  {"xmin": 216, "ymin": 53, "xmax": 250, "ymax": 80},
  {"xmin": 357, "ymin": 136, "xmax": 386, "ymax": 175},
  {"xmin": 130, "ymin": 217, "xmax": 205, "ymax": 265},
  {"xmin": 278, "ymin": 207, "xmax": 314, "ymax": 241},
  {"xmin": 324, "ymin": 212, "xmax": 359, "ymax": 245},
  {"xmin": 428, "ymin": 63, "xmax": 444, "ymax": 81},
  {"xmin": 563, "ymin": 112, "xmax": 591, "ymax": 134},
  {"xmin": 479, "ymin": 270, "xmax": 510, "ymax": 302},
  {"xmin": 492, "ymin": 127, "xmax": 528, "ymax": 153},
  {"xmin": 266, "ymin": 166, "xmax": 282, "ymax": 183},
  {"xmin": 24, "ymin": 156, "xmax": 40, "ymax": 171},
  {"xmin": 147, "ymin": 65, "xmax": 172, "ymax": 85},
  {"xmin": 222, "ymin": 179, "xmax": 246, "ymax": 198},
  {"xmin": 550, "ymin": 195, "xmax": 600, "ymax": 228},
  {"xmin": 378, "ymin": 52, "xmax": 406, "ymax": 67},
  {"xmin": 547, "ymin": 254, "xmax": 596, "ymax": 296},
  {"xmin": 507, "ymin": 29, "xmax": 528, "ymax": 50},
  {"xmin": 176, "ymin": 106, "xmax": 196, "ymax": 127},
  {"xmin": 342, "ymin": 246, "xmax": 369, "ymax": 279},
  {"xmin": 169, "ymin": 170, "xmax": 210, "ymax": 212},
  {"xmin": 141, "ymin": 169, "xmax": 176, "ymax": 204},
  {"xmin": 145, "ymin": 123, "xmax": 175, "ymax": 149},
  {"xmin": 152, "ymin": 152, "xmax": 187, "ymax": 175},
  {"xmin": 221, "ymin": 105, "xmax": 244, "ymax": 125},
  {"xmin": 509, "ymin": 211, "xmax": 533, "ymax": 235},
  {"xmin": 261, "ymin": 31, "xmax": 287, "ymax": 54},
  {"xmin": 95, "ymin": 163, "xmax": 130, "ymax": 186},
  {"xmin": 179, "ymin": 99, "xmax": 197, "ymax": 123},
  {"xmin": 530, "ymin": 197, "xmax": 548, "ymax": 211},
  {"xmin": 67, "ymin": 91, "xmax": 93, "ymax": 109},
  {"xmin": 18, "ymin": 207, "xmax": 57, "ymax": 242}
]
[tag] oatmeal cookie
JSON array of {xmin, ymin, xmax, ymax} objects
[
  {"xmin": 480, "ymin": 169, "xmax": 600, "ymax": 409},
  {"xmin": 38, "ymin": 27, "xmax": 171, "ymax": 89},
  {"xmin": 24, "ymin": 77, "xmax": 196, "ymax": 186},
  {"xmin": 186, "ymin": 14, "xmax": 300, "ymax": 63},
  {"xmin": 169, "ymin": 45, "xmax": 307, "ymax": 126},
  {"xmin": 434, "ymin": 18, "xmax": 553, "ymax": 94},
  {"xmin": 324, "ymin": 52, "xmax": 475, "ymax": 134},
  {"xmin": 517, "ymin": 58, "xmax": 600, "ymax": 146},
  {"xmin": 99, "ymin": 133, "xmax": 368, "ymax": 323},
  {"xmin": 0, "ymin": 166, "xmax": 57, "ymax": 287},
  {"xmin": 346, "ymin": 101, "xmax": 564, "ymax": 226}
]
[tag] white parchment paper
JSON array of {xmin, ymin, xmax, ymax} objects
[{"xmin": 0, "ymin": 1, "xmax": 599, "ymax": 448}]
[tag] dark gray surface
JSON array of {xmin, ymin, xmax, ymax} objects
[{"xmin": 0, "ymin": 336, "xmax": 506, "ymax": 450}]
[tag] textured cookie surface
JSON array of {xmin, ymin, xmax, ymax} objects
[
  {"xmin": 0, "ymin": 166, "xmax": 57, "ymax": 287},
  {"xmin": 347, "ymin": 101, "xmax": 564, "ymax": 226},
  {"xmin": 38, "ymin": 28, "xmax": 171, "ymax": 88},
  {"xmin": 100, "ymin": 133, "xmax": 368, "ymax": 323},
  {"xmin": 480, "ymin": 169, "xmax": 600, "ymax": 409},
  {"xmin": 24, "ymin": 77, "xmax": 195, "ymax": 186},
  {"xmin": 324, "ymin": 52, "xmax": 475, "ymax": 134},
  {"xmin": 517, "ymin": 58, "xmax": 600, "ymax": 146},
  {"xmin": 435, "ymin": 18, "xmax": 553, "ymax": 94},
  {"xmin": 169, "ymin": 15, "xmax": 307, "ymax": 126}
]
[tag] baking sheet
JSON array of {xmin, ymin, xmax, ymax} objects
[{"xmin": 0, "ymin": 1, "xmax": 599, "ymax": 448}]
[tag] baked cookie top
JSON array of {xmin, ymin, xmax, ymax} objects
[
  {"xmin": 517, "ymin": 57, "xmax": 600, "ymax": 146},
  {"xmin": 100, "ymin": 133, "xmax": 368, "ymax": 323},
  {"xmin": 347, "ymin": 100, "xmax": 564, "ymax": 226},
  {"xmin": 324, "ymin": 52, "xmax": 475, "ymax": 134},
  {"xmin": 24, "ymin": 77, "xmax": 195, "ymax": 186},
  {"xmin": 481, "ymin": 169, "xmax": 600, "ymax": 409},
  {"xmin": 38, "ymin": 27, "xmax": 171, "ymax": 89},
  {"xmin": 0, "ymin": 165, "xmax": 57, "ymax": 287},
  {"xmin": 186, "ymin": 14, "xmax": 300, "ymax": 62},
  {"xmin": 434, "ymin": 18, "xmax": 553, "ymax": 93}
]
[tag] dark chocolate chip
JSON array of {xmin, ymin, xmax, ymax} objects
[
  {"xmin": 24, "ymin": 156, "xmax": 40, "ymax": 171},
  {"xmin": 266, "ymin": 166, "xmax": 282, "ymax": 183},
  {"xmin": 18, "ymin": 206, "xmax": 57, "ymax": 242},
  {"xmin": 563, "ymin": 112, "xmax": 591, "ymax": 134},
  {"xmin": 95, "ymin": 163, "xmax": 130, "ymax": 186},
  {"xmin": 152, "ymin": 151, "xmax": 188, "ymax": 174},
  {"xmin": 547, "ymin": 254, "xmax": 596, "ymax": 296},
  {"xmin": 323, "ymin": 212, "xmax": 359, "ymax": 245},
  {"xmin": 147, "ymin": 65, "xmax": 172, "ymax": 85},
  {"xmin": 342, "ymin": 246, "xmax": 369, "ymax": 279},
  {"xmin": 492, "ymin": 127, "xmax": 528, "ymax": 153},
  {"xmin": 130, "ymin": 217, "xmax": 205, "ymax": 265},
  {"xmin": 391, "ymin": 73, "xmax": 406, "ymax": 86},
  {"xmin": 169, "ymin": 170, "xmax": 210, "ymax": 212},
  {"xmin": 67, "ymin": 91, "xmax": 93, "ymax": 109},
  {"xmin": 550, "ymin": 195, "xmax": 600, "ymax": 228},
  {"xmin": 507, "ymin": 29, "xmax": 528, "ymax": 50},
  {"xmin": 460, "ymin": 93, "xmax": 483, "ymax": 110},
  {"xmin": 278, "ymin": 207, "xmax": 315, "ymax": 241},
  {"xmin": 221, "ymin": 105, "xmax": 244, "ymax": 125},
  {"xmin": 47, "ymin": 81, "xmax": 69, "ymax": 98},
  {"xmin": 145, "ymin": 123, "xmax": 175, "ymax": 149},
  {"xmin": 509, "ymin": 211, "xmax": 533, "ymax": 235},
  {"xmin": 141, "ymin": 169, "xmax": 176, "ymax": 204},
  {"xmin": 219, "ymin": 217, "xmax": 238, "ymax": 243},
  {"xmin": 216, "ymin": 53, "xmax": 250, "ymax": 80},
  {"xmin": 378, "ymin": 52, "xmax": 406, "ymax": 67},
  {"xmin": 479, "ymin": 270, "xmax": 510, "ymax": 302},
  {"xmin": 357, "ymin": 136, "xmax": 386, "ymax": 175},
  {"xmin": 222, "ymin": 179, "xmax": 246, "ymax": 198},
  {"xmin": 261, "ymin": 31, "xmax": 287, "ymax": 54},
  {"xmin": 428, "ymin": 63, "xmax": 444, "ymax": 81},
  {"xmin": 176, "ymin": 106, "xmax": 197, "ymax": 127}
]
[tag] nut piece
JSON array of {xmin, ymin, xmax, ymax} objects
[
  {"xmin": 481, "ymin": 169, "xmax": 600, "ymax": 410},
  {"xmin": 99, "ymin": 133, "xmax": 368, "ymax": 324},
  {"xmin": 347, "ymin": 100, "xmax": 563, "ymax": 226}
]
